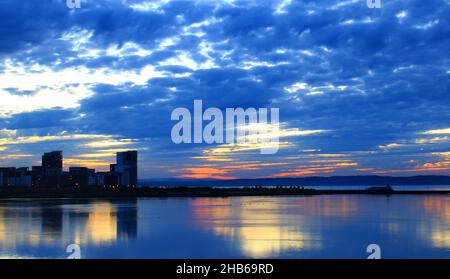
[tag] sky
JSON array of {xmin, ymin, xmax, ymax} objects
[{"xmin": 0, "ymin": 0, "xmax": 449, "ymax": 179}]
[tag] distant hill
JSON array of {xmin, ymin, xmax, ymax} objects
[{"xmin": 139, "ymin": 175, "xmax": 450, "ymax": 187}]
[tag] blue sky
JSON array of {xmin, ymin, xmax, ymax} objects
[{"xmin": 0, "ymin": 0, "xmax": 449, "ymax": 179}]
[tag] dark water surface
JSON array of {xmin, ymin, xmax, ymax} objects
[{"xmin": 0, "ymin": 195, "xmax": 448, "ymax": 258}]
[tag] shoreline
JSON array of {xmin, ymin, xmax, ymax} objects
[{"xmin": 0, "ymin": 186, "xmax": 448, "ymax": 200}]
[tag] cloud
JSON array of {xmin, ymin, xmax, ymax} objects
[
  {"xmin": 171, "ymin": 166, "xmax": 236, "ymax": 180},
  {"xmin": 422, "ymin": 128, "xmax": 450, "ymax": 135},
  {"xmin": 0, "ymin": 132, "xmax": 112, "ymax": 146},
  {"xmin": 0, "ymin": 154, "xmax": 33, "ymax": 160},
  {"xmin": 266, "ymin": 162, "xmax": 359, "ymax": 178},
  {"xmin": 0, "ymin": 0, "xmax": 449, "ymax": 178}
]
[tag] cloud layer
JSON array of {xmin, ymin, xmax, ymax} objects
[{"xmin": 0, "ymin": 0, "xmax": 449, "ymax": 179}]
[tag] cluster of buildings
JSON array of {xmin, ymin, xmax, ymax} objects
[{"xmin": 0, "ymin": 151, "xmax": 138, "ymax": 188}]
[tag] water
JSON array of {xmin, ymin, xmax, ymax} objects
[
  {"xmin": 210, "ymin": 185, "xmax": 450, "ymax": 191},
  {"xmin": 0, "ymin": 195, "xmax": 448, "ymax": 259},
  {"xmin": 312, "ymin": 185, "xmax": 450, "ymax": 191}
]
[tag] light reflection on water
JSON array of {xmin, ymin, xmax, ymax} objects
[
  {"xmin": 191, "ymin": 198, "xmax": 322, "ymax": 258},
  {"xmin": 0, "ymin": 195, "xmax": 448, "ymax": 259},
  {"xmin": 421, "ymin": 196, "xmax": 450, "ymax": 249}
]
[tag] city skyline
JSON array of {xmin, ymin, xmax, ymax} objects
[
  {"xmin": 0, "ymin": 150, "xmax": 138, "ymax": 187},
  {"xmin": 1, "ymin": 150, "xmax": 139, "ymax": 173},
  {"xmin": 0, "ymin": 0, "xmax": 449, "ymax": 180}
]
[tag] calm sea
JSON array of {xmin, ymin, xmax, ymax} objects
[{"xmin": 0, "ymin": 194, "xmax": 449, "ymax": 259}]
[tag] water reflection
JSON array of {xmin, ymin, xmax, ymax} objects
[
  {"xmin": 0, "ymin": 199, "xmax": 138, "ymax": 251},
  {"xmin": 190, "ymin": 195, "xmax": 450, "ymax": 258},
  {"xmin": 42, "ymin": 203, "xmax": 63, "ymax": 238},
  {"xmin": 421, "ymin": 196, "xmax": 450, "ymax": 249},
  {"xmin": 190, "ymin": 197, "xmax": 361, "ymax": 257},
  {"xmin": 79, "ymin": 203, "xmax": 117, "ymax": 244},
  {"xmin": 0, "ymin": 195, "xmax": 449, "ymax": 258}
]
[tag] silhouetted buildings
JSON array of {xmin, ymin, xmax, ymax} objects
[
  {"xmin": 0, "ymin": 167, "xmax": 32, "ymax": 187},
  {"xmin": 0, "ymin": 150, "xmax": 138, "ymax": 188},
  {"xmin": 69, "ymin": 167, "xmax": 96, "ymax": 187},
  {"xmin": 116, "ymin": 151, "xmax": 138, "ymax": 187},
  {"xmin": 95, "ymin": 151, "xmax": 138, "ymax": 187},
  {"xmin": 42, "ymin": 151, "xmax": 63, "ymax": 176},
  {"xmin": 31, "ymin": 166, "xmax": 43, "ymax": 187},
  {"xmin": 96, "ymin": 171, "xmax": 120, "ymax": 188}
]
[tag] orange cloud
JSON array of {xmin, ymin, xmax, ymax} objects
[
  {"xmin": 64, "ymin": 158, "xmax": 111, "ymax": 170},
  {"xmin": 0, "ymin": 154, "xmax": 33, "ymax": 160},
  {"xmin": 172, "ymin": 161, "xmax": 292, "ymax": 180},
  {"xmin": 356, "ymin": 168, "xmax": 376, "ymax": 172},
  {"xmin": 173, "ymin": 167, "xmax": 236, "ymax": 180},
  {"xmin": 266, "ymin": 162, "xmax": 358, "ymax": 178},
  {"xmin": 375, "ymin": 161, "xmax": 450, "ymax": 174}
]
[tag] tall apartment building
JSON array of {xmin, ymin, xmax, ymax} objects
[
  {"xmin": 42, "ymin": 151, "xmax": 63, "ymax": 176},
  {"xmin": 115, "ymin": 151, "xmax": 138, "ymax": 187}
]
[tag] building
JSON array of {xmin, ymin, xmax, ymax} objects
[
  {"xmin": 16, "ymin": 167, "xmax": 32, "ymax": 187},
  {"xmin": 31, "ymin": 166, "xmax": 43, "ymax": 187},
  {"xmin": 39, "ymin": 151, "xmax": 65, "ymax": 188},
  {"xmin": 0, "ymin": 150, "xmax": 138, "ymax": 188},
  {"xmin": 96, "ymin": 171, "xmax": 120, "ymax": 187},
  {"xmin": 115, "ymin": 151, "xmax": 138, "ymax": 187},
  {"xmin": 110, "ymin": 164, "xmax": 117, "ymax": 172},
  {"xmin": 42, "ymin": 151, "xmax": 63, "ymax": 176},
  {"xmin": 69, "ymin": 167, "xmax": 96, "ymax": 187},
  {"xmin": 0, "ymin": 168, "xmax": 15, "ymax": 186},
  {"xmin": 0, "ymin": 167, "xmax": 32, "ymax": 187}
]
